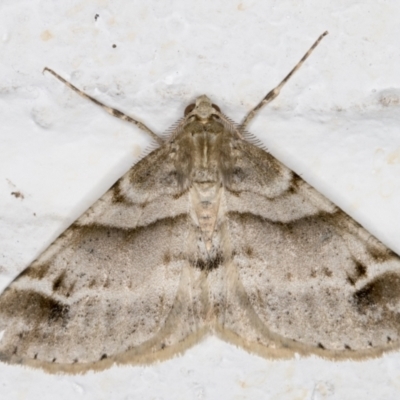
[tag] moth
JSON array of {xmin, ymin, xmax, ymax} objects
[{"xmin": 1, "ymin": 31, "xmax": 400, "ymax": 374}]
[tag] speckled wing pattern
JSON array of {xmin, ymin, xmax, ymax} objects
[{"xmin": 1, "ymin": 93, "xmax": 400, "ymax": 373}]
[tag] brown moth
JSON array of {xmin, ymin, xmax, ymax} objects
[{"xmin": 1, "ymin": 31, "xmax": 400, "ymax": 374}]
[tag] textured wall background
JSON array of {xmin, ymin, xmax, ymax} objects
[{"xmin": 1, "ymin": 1, "xmax": 400, "ymax": 398}]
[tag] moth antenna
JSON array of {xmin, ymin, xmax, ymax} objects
[
  {"xmin": 240, "ymin": 31, "xmax": 328, "ymax": 129},
  {"xmin": 43, "ymin": 67, "xmax": 164, "ymax": 145},
  {"xmin": 217, "ymin": 112, "xmax": 245, "ymax": 140},
  {"xmin": 241, "ymin": 130, "xmax": 267, "ymax": 150},
  {"xmin": 136, "ymin": 141, "xmax": 161, "ymax": 161},
  {"xmin": 162, "ymin": 117, "xmax": 186, "ymax": 139}
]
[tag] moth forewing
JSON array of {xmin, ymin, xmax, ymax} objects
[{"xmin": 1, "ymin": 32, "xmax": 400, "ymax": 374}]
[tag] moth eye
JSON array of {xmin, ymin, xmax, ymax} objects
[
  {"xmin": 184, "ymin": 104, "xmax": 195, "ymax": 116},
  {"xmin": 212, "ymin": 104, "xmax": 221, "ymax": 112}
]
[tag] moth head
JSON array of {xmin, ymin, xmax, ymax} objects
[{"xmin": 184, "ymin": 95, "xmax": 221, "ymax": 121}]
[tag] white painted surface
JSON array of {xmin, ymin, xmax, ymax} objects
[{"xmin": 1, "ymin": 1, "xmax": 400, "ymax": 398}]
